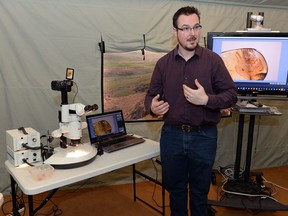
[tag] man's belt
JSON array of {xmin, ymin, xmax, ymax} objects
[{"xmin": 169, "ymin": 124, "xmax": 213, "ymax": 132}]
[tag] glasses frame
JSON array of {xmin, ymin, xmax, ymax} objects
[{"xmin": 176, "ymin": 24, "xmax": 202, "ymax": 33}]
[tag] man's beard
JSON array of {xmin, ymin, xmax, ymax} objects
[{"xmin": 178, "ymin": 37, "xmax": 198, "ymax": 51}]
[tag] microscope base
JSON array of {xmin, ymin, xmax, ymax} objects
[{"xmin": 44, "ymin": 143, "xmax": 97, "ymax": 169}]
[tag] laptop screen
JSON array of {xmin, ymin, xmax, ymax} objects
[{"xmin": 86, "ymin": 110, "xmax": 127, "ymax": 144}]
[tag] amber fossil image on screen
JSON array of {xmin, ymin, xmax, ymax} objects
[
  {"xmin": 222, "ymin": 48, "xmax": 268, "ymax": 80},
  {"xmin": 220, "ymin": 41, "xmax": 281, "ymax": 82},
  {"xmin": 93, "ymin": 120, "xmax": 112, "ymax": 136}
]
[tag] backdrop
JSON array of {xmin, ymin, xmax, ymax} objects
[{"xmin": 1, "ymin": 0, "xmax": 288, "ymax": 193}]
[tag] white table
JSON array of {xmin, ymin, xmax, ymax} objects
[{"xmin": 5, "ymin": 138, "xmax": 160, "ymax": 215}]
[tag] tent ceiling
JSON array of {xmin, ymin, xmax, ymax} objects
[{"xmin": 191, "ymin": 0, "xmax": 288, "ymax": 9}]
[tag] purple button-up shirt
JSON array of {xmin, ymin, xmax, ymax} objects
[{"xmin": 145, "ymin": 45, "xmax": 238, "ymax": 126}]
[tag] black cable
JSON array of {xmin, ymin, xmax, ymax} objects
[
  {"xmin": 30, "ymin": 178, "xmax": 100, "ymax": 215},
  {"xmin": 150, "ymin": 159, "xmax": 169, "ymax": 208},
  {"xmin": 1, "ymin": 199, "xmax": 13, "ymax": 215},
  {"xmin": 22, "ymin": 158, "xmax": 35, "ymax": 167},
  {"xmin": 71, "ymin": 81, "xmax": 78, "ymax": 103},
  {"xmin": 22, "ymin": 143, "xmax": 42, "ymax": 150},
  {"xmin": 22, "ymin": 141, "xmax": 54, "ymax": 162},
  {"xmin": 14, "ymin": 185, "xmax": 26, "ymax": 215},
  {"xmin": 216, "ymin": 166, "xmax": 276, "ymax": 214},
  {"xmin": 18, "ymin": 127, "xmax": 28, "ymax": 135},
  {"xmin": 41, "ymin": 145, "xmax": 54, "ymax": 161},
  {"xmin": 34, "ymin": 199, "xmax": 63, "ymax": 216},
  {"xmin": 51, "ymin": 177, "xmax": 98, "ymax": 199},
  {"xmin": 40, "ymin": 135, "xmax": 54, "ymax": 161},
  {"xmin": 151, "ymin": 159, "xmax": 161, "ymax": 207},
  {"xmin": 7, "ymin": 183, "xmax": 63, "ymax": 216}
]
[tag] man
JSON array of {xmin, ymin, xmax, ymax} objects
[{"xmin": 144, "ymin": 6, "xmax": 237, "ymax": 216}]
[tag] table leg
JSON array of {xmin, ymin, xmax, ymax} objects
[
  {"xmin": 28, "ymin": 195, "xmax": 34, "ymax": 216},
  {"xmin": 132, "ymin": 164, "xmax": 136, "ymax": 201},
  {"xmin": 133, "ymin": 163, "xmax": 165, "ymax": 215},
  {"xmin": 10, "ymin": 175, "xmax": 21, "ymax": 216}
]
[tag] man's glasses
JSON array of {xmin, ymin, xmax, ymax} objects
[{"xmin": 176, "ymin": 24, "xmax": 202, "ymax": 33}]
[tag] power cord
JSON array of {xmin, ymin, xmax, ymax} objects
[
  {"xmin": 262, "ymin": 176, "xmax": 288, "ymax": 192},
  {"xmin": 215, "ymin": 166, "xmax": 283, "ymax": 213},
  {"xmin": 20, "ymin": 134, "xmax": 55, "ymax": 162},
  {"xmin": 1, "ymin": 184, "xmax": 26, "ymax": 216},
  {"xmin": 219, "ymin": 169, "xmax": 273, "ymax": 198},
  {"xmin": 150, "ymin": 158, "xmax": 169, "ymax": 208},
  {"xmin": 1, "ymin": 184, "xmax": 63, "ymax": 216},
  {"xmin": 22, "ymin": 158, "xmax": 35, "ymax": 167},
  {"xmin": 221, "ymin": 179, "xmax": 274, "ymax": 198},
  {"xmin": 151, "ymin": 159, "xmax": 161, "ymax": 207},
  {"xmin": 32, "ymin": 199, "xmax": 63, "ymax": 216}
]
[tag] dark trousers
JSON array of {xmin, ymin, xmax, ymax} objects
[{"xmin": 160, "ymin": 124, "xmax": 217, "ymax": 216}]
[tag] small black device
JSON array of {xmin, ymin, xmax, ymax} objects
[
  {"xmin": 51, "ymin": 68, "xmax": 74, "ymax": 92},
  {"xmin": 51, "ymin": 80, "xmax": 73, "ymax": 92}
]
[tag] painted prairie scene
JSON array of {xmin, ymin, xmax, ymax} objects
[{"xmin": 103, "ymin": 50, "xmax": 165, "ymax": 121}]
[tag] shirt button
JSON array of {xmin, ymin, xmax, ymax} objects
[{"xmin": 184, "ymin": 77, "xmax": 188, "ymax": 84}]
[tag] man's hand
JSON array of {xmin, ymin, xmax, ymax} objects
[
  {"xmin": 150, "ymin": 94, "xmax": 170, "ymax": 116},
  {"xmin": 183, "ymin": 79, "xmax": 208, "ymax": 105}
]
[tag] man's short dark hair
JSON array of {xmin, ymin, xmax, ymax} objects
[{"xmin": 172, "ymin": 6, "xmax": 201, "ymax": 28}]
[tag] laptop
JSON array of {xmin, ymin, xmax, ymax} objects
[{"xmin": 86, "ymin": 110, "xmax": 145, "ymax": 153}]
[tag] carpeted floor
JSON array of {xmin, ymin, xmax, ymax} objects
[
  {"xmin": 1, "ymin": 181, "xmax": 164, "ymax": 216},
  {"xmin": 2, "ymin": 166, "xmax": 288, "ymax": 216}
]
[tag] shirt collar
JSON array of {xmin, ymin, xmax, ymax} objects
[{"xmin": 173, "ymin": 45, "xmax": 201, "ymax": 59}]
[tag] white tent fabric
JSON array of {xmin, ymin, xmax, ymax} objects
[
  {"xmin": 191, "ymin": 0, "xmax": 288, "ymax": 9},
  {"xmin": 1, "ymin": 0, "xmax": 288, "ymax": 192}
]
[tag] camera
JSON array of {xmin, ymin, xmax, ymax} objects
[{"xmin": 51, "ymin": 80, "xmax": 73, "ymax": 92}]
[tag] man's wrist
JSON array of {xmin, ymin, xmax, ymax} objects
[
  {"xmin": 150, "ymin": 108, "xmax": 158, "ymax": 118},
  {"xmin": 203, "ymin": 95, "xmax": 209, "ymax": 105}
]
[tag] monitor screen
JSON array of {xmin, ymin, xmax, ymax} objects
[
  {"xmin": 207, "ymin": 32, "xmax": 288, "ymax": 95},
  {"xmin": 86, "ymin": 110, "xmax": 126, "ymax": 143}
]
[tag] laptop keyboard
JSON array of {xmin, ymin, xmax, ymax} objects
[
  {"xmin": 101, "ymin": 135, "xmax": 134, "ymax": 147},
  {"xmin": 99, "ymin": 136, "xmax": 145, "ymax": 153},
  {"xmin": 103, "ymin": 137, "xmax": 143, "ymax": 152}
]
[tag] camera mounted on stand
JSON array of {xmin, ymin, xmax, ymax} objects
[{"xmin": 50, "ymin": 68, "xmax": 98, "ymax": 148}]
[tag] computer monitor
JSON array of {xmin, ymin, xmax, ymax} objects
[{"xmin": 207, "ymin": 32, "xmax": 288, "ymax": 96}]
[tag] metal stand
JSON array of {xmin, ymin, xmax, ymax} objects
[
  {"xmin": 209, "ymin": 112, "xmax": 288, "ymax": 212},
  {"xmin": 133, "ymin": 163, "xmax": 166, "ymax": 215}
]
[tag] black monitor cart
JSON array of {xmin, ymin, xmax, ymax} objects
[{"xmin": 209, "ymin": 107, "xmax": 288, "ymax": 212}]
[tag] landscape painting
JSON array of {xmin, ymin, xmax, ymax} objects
[{"xmin": 103, "ymin": 50, "xmax": 166, "ymax": 121}]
